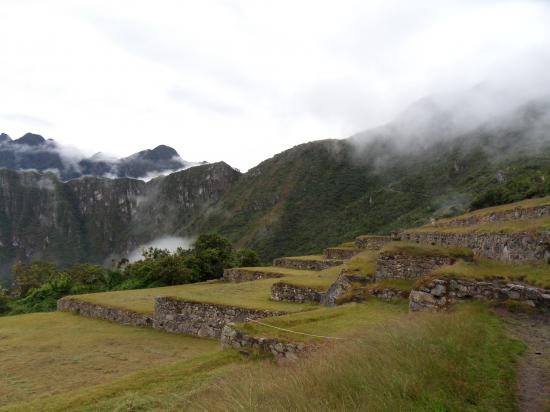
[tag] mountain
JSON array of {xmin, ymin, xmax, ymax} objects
[
  {"xmin": 1, "ymin": 95, "xmax": 549, "ymax": 283},
  {"xmin": 0, "ymin": 134, "xmax": 193, "ymax": 180}
]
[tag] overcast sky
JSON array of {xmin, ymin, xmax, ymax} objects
[{"xmin": 1, "ymin": 0, "xmax": 549, "ymax": 171}]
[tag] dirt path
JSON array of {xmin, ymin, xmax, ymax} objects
[{"xmin": 498, "ymin": 310, "xmax": 550, "ymax": 412}]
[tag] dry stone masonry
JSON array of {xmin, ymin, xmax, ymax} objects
[
  {"xmin": 221, "ymin": 323, "xmax": 308, "ymax": 361},
  {"xmin": 153, "ymin": 297, "xmax": 286, "ymax": 338},
  {"xmin": 273, "ymin": 257, "xmax": 344, "ymax": 271},
  {"xmin": 409, "ymin": 278, "xmax": 550, "ymax": 312},
  {"xmin": 429, "ymin": 203, "xmax": 550, "ymax": 228},
  {"xmin": 402, "ymin": 231, "xmax": 550, "ymax": 263},
  {"xmin": 355, "ymin": 235, "xmax": 393, "ymax": 250},
  {"xmin": 374, "ymin": 252, "xmax": 456, "ymax": 280},
  {"xmin": 223, "ymin": 268, "xmax": 284, "ymax": 282},
  {"xmin": 58, "ymin": 298, "xmax": 153, "ymax": 327},
  {"xmin": 324, "ymin": 247, "xmax": 360, "ymax": 260},
  {"xmin": 271, "ymin": 282, "xmax": 322, "ymax": 303}
]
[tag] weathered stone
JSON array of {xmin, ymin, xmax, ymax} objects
[
  {"xmin": 223, "ymin": 268, "xmax": 284, "ymax": 282},
  {"xmin": 271, "ymin": 282, "xmax": 322, "ymax": 303},
  {"xmin": 374, "ymin": 252, "xmax": 455, "ymax": 280},
  {"xmin": 273, "ymin": 257, "xmax": 344, "ymax": 271},
  {"xmin": 355, "ymin": 235, "xmax": 392, "ymax": 250},
  {"xmin": 324, "ymin": 247, "xmax": 360, "ymax": 260}
]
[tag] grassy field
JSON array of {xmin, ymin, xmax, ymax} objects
[
  {"xmin": 0, "ymin": 312, "xmax": 221, "ymax": 408},
  {"xmin": 277, "ymin": 255, "xmax": 327, "ymax": 261},
  {"xmin": 234, "ymin": 300, "xmax": 407, "ymax": 343},
  {"xmin": 382, "ymin": 241, "xmax": 474, "ymax": 259},
  {"xmin": 345, "ymin": 250, "xmax": 378, "ymax": 277},
  {"xmin": 432, "ymin": 258, "xmax": 550, "ymax": 288},
  {"xmin": 191, "ymin": 303, "xmax": 526, "ymax": 412}
]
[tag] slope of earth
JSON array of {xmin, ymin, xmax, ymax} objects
[
  {"xmin": 196, "ymin": 101, "xmax": 550, "ymax": 261},
  {"xmin": 0, "ymin": 312, "xmax": 222, "ymax": 408}
]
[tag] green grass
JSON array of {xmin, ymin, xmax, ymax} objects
[
  {"xmin": 382, "ymin": 241, "xmax": 474, "ymax": 259},
  {"xmin": 278, "ymin": 255, "xmax": 327, "ymax": 261},
  {"xmin": 0, "ymin": 312, "xmax": 221, "ymax": 408},
  {"xmin": 436, "ymin": 196, "xmax": 550, "ymax": 223},
  {"xmin": 408, "ymin": 216, "xmax": 550, "ymax": 235},
  {"xmin": 234, "ymin": 300, "xmax": 407, "ymax": 343},
  {"xmin": 367, "ymin": 278, "xmax": 417, "ymax": 291},
  {"xmin": 432, "ymin": 258, "xmax": 550, "ymax": 289},
  {"xmin": 72, "ymin": 278, "xmax": 320, "ymax": 315},
  {"xmin": 344, "ymin": 250, "xmax": 378, "ymax": 277},
  {"xmin": 191, "ymin": 303, "xmax": 525, "ymax": 412}
]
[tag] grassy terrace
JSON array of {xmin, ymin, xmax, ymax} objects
[
  {"xmin": 408, "ymin": 216, "xmax": 550, "ymax": 234},
  {"xmin": 434, "ymin": 196, "xmax": 550, "ymax": 224},
  {"xmin": 432, "ymin": 258, "xmax": 550, "ymax": 289},
  {"xmin": 382, "ymin": 241, "xmax": 474, "ymax": 259},
  {"xmin": 0, "ymin": 312, "xmax": 222, "ymax": 408},
  {"xmin": 277, "ymin": 254, "xmax": 327, "ymax": 261},
  {"xmin": 345, "ymin": 250, "xmax": 378, "ymax": 277},
  {"xmin": 234, "ymin": 300, "xmax": 407, "ymax": 343},
  {"xmin": 72, "ymin": 277, "xmax": 322, "ymax": 315}
]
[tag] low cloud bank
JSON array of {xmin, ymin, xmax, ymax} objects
[{"xmin": 127, "ymin": 236, "xmax": 195, "ymax": 263}]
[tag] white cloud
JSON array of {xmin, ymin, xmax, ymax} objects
[{"xmin": 0, "ymin": 0, "xmax": 549, "ymax": 171}]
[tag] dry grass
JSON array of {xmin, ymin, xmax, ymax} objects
[
  {"xmin": 0, "ymin": 312, "xmax": 220, "ymax": 408},
  {"xmin": 190, "ymin": 303, "xmax": 525, "ymax": 412},
  {"xmin": 277, "ymin": 255, "xmax": 327, "ymax": 261},
  {"xmin": 433, "ymin": 258, "xmax": 550, "ymax": 289}
]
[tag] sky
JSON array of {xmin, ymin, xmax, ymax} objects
[{"xmin": 0, "ymin": 0, "xmax": 549, "ymax": 171}]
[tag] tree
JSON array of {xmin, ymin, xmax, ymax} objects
[
  {"xmin": 234, "ymin": 248, "xmax": 260, "ymax": 267},
  {"xmin": 13, "ymin": 261, "xmax": 59, "ymax": 297}
]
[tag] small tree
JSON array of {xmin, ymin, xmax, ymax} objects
[{"xmin": 234, "ymin": 248, "xmax": 260, "ymax": 267}]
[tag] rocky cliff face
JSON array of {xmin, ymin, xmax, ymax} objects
[{"xmin": 0, "ymin": 162, "xmax": 240, "ymax": 283}]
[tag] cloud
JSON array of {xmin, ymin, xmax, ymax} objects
[
  {"xmin": 0, "ymin": 113, "xmax": 54, "ymax": 128},
  {"xmin": 127, "ymin": 236, "xmax": 194, "ymax": 262},
  {"xmin": 0, "ymin": 0, "xmax": 549, "ymax": 171}
]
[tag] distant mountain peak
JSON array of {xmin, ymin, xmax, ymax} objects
[
  {"xmin": 0, "ymin": 133, "xmax": 11, "ymax": 142},
  {"xmin": 137, "ymin": 145, "xmax": 181, "ymax": 162},
  {"xmin": 14, "ymin": 133, "xmax": 47, "ymax": 146}
]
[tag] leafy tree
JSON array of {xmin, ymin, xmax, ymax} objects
[
  {"xmin": 234, "ymin": 248, "xmax": 260, "ymax": 267},
  {"xmin": 13, "ymin": 261, "xmax": 59, "ymax": 297}
]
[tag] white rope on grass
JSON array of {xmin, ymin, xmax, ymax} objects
[{"xmin": 245, "ymin": 317, "xmax": 345, "ymax": 340}]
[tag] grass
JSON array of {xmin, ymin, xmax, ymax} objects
[
  {"xmin": 191, "ymin": 303, "xmax": 525, "ymax": 412},
  {"xmin": 382, "ymin": 241, "xmax": 474, "ymax": 259},
  {"xmin": 2, "ymin": 350, "xmax": 241, "ymax": 412},
  {"xmin": 234, "ymin": 300, "xmax": 407, "ymax": 343},
  {"xmin": 435, "ymin": 196, "xmax": 550, "ymax": 224},
  {"xmin": 367, "ymin": 278, "xmax": 417, "ymax": 291},
  {"xmin": 72, "ymin": 278, "xmax": 321, "ymax": 315},
  {"xmin": 408, "ymin": 216, "xmax": 550, "ymax": 235},
  {"xmin": 344, "ymin": 250, "xmax": 378, "ymax": 277},
  {"xmin": 278, "ymin": 255, "xmax": 328, "ymax": 261},
  {"xmin": 432, "ymin": 258, "xmax": 550, "ymax": 289},
  {"xmin": 0, "ymin": 312, "xmax": 221, "ymax": 408}
]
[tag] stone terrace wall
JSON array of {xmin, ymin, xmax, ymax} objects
[
  {"xmin": 271, "ymin": 282, "xmax": 322, "ymax": 303},
  {"xmin": 402, "ymin": 231, "xmax": 550, "ymax": 263},
  {"xmin": 221, "ymin": 324, "xmax": 308, "ymax": 361},
  {"xmin": 375, "ymin": 253, "xmax": 455, "ymax": 280},
  {"xmin": 153, "ymin": 296, "xmax": 286, "ymax": 338},
  {"xmin": 58, "ymin": 298, "xmax": 153, "ymax": 327},
  {"xmin": 409, "ymin": 278, "xmax": 550, "ymax": 312},
  {"xmin": 273, "ymin": 257, "xmax": 343, "ymax": 271},
  {"xmin": 355, "ymin": 235, "xmax": 392, "ymax": 250},
  {"xmin": 324, "ymin": 247, "xmax": 359, "ymax": 260},
  {"xmin": 430, "ymin": 204, "xmax": 550, "ymax": 228},
  {"xmin": 223, "ymin": 268, "xmax": 284, "ymax": 282}
]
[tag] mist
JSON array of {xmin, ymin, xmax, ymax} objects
[{"xmin": 127, "ymin": 236, "xmax": 195, "ymax": 262}]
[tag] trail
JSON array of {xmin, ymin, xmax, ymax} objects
[{"xmin": 498, "ymin": 310, "xmax": 550, "ymax": 412}]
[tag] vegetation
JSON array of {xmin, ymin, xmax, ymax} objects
[
  {"xmin": 2, "ymin": 234, "xmax": 260, "ymax": 315},
  {"xmin": 191, "ymin": 303, "xmax": 525, "ymax": 412},
  {"xmin": 344, "ymin": 250, "xmax": 378, "ymax": 277},
  {"xmin": 432, "ymin": 258, "xmax": 550, "ymax": 288},
  {"xmin": 72, "ymin": 278, "xmax": 319, "ymax": 314},
  {"xmin": 409, "ymin": 216, "xmax": 550, "ymax": 235},
  {"xmin": 382, "ymin": 241, "xmax": 474, "ymax": 259},
  {"xmin": 0, "ymin": 312, "xmax": 221, "ymax": 408}
]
